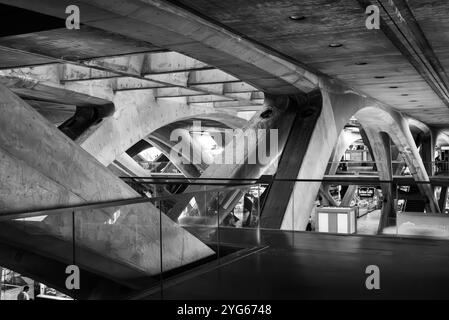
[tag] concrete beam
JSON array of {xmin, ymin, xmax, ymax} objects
[
  {"xmin": 62, "ymin": 61, "xmax": 260, "ymax": 106},
  {"xmin": 77, "ymin": 89, "xmax": 236, "ymax": 166},
  {"xmin": 168, "ymin": 92, "xmax": 305, "ymax": 224},
  {"xmin": 0, "ymin": 83, "xmax": 213, "ymax": 283},
  {"xmin": 358, "ymin": 0, "xmax": 449, "ymax": 108},
  {"xmin": 0, "ymin": 65, "xmax": 114, "ymax": 106},
  {"xmin": 2, "ymin": 0, "xmax": 318, "ymax": 94}
]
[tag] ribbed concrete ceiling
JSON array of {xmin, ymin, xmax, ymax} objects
[
  {"xmin": 0, "ymin": 0, "xmax": 449, "ymax": 126},
  {"xmin": 171, "ymin": 0, "xmax": 449, "ymax": 125}
]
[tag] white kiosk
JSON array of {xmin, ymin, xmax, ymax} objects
[{"xmin": 315, "ymin": 207, "xmax": 357, "ymax": 234}]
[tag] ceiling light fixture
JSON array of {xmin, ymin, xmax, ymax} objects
[{"xmin": 289, "ymin": 15, "xmax": 306, "ymax": 21}]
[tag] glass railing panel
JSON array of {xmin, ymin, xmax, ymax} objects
[
  {"xmin": 74, "ymin": 203, "xmax": 163, "ymax": 299},
  {"xmin": 393, "ymin": 182, "xmax": 449, "ymax": 239},
  {"xmin": 5, "ymin": 175, "xmax": 449, "ymax": 301},
  {"xmin": 0, "ymin": 210, "xmax": 77, "ymax": 299}
]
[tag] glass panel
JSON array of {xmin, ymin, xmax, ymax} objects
[
  {"xmin": 74, "ymin": 203, "xmax": 163, "ymax": 299},
  {"xmin": 0, "ymin": 210, "xmax": 76, "ymax": 299},
  {"xmin": 393, "ymin": 182, "xmax": 449, "ymax": 239}
]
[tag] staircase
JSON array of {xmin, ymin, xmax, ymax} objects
[{"xmin": 400, "ymin": 185, "xmax": 426, "ymax": 212}]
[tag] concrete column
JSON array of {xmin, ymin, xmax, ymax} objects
[
  {"xmin": 340, "ymin": 185, "xmax": 358, "ymax": 207},
  {"xmin": 277, "ymin": 88, "xmax": 370, "ymax": 230},
  {"xmin": 261, "ymin": 90, "xmax": 323, "ymax": 228},
  {"xmin": 439, "ymin": 187, "xmax": 448, "ymax": 212},
  {"xmin": 328, "ymin": 130, "xmax": 362, "ymax": 175},
  {"xmin": 169, "ymin": 92, "xmax": 304, "ymax": 223},
  {"xmin": 77, "ymin": 90, "xmax": 234, "ymax": 166},
  {"xmin": 322, "ymin": 129, "xmax": 362, "ymax": 207},
  {"xmin": 419, "ymin": 132, "xmax": 434, "ymax": 176},
  {"xmin": 356, "ymin": 106, "xmax": 439, "ymax": 214},
  {"xmin": 0, "ymin": 84, "xmax": 213, "ymax": 282},
  {"xmin": 362, "ymin": 129, "xmax": 395, "ymax": 233}
]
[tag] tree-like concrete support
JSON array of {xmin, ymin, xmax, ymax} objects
[
  {"xmin": 77, "ymin": 90, "xmax": 232, "ymax": 166},
  {"xmin": 356, "ymin": 107, "xmax": 439, "ymax": 217},
  {"xmin": 340, "ymin": 185, "xmax": 358, "ymax": 207},
  {"xmin": 149, "ymin": 136, "xmax": 201, "ymax": 177},
  {"xmin": 0, "ymin": 84, "xmax": 213, "ymax": 286},
  {"xmin": 362, "ymin": 129, "xmax": 395, "ymax": 233},
  {"xmin": 322, "ymin": 129, "xmax": 362, "ymax": 207},
  {"xmin": 260, "ymin": 90, "xmax": 323, "ymax": 228},
  {"xmin": 261, "ymin": 84, "xmax": 439, "ymax": 231},
  {"xmin": 439, "ymin": 187, "xmax": 448, "ymax": 212},
  {"xmin": 262, "ymin": 88, "xmax": 369, "ymax": 230},
  {"xmin": 328, "ymin": 130, "xmax": 362, "ymax": 175},
  {"xmin": 169, "ymin": 93, "xmax": 307, "ymax": 223}
]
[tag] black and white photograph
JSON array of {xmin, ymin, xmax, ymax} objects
[{"xmin": 0, "ymin": 0, "xmax": 448, "ymax": 310}]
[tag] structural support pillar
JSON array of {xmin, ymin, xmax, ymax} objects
[
  {"xmin": 0, "ymin": 83, "xmax": 213, "ymax": 283},
  {"xmin": 363, "ymin": 129, "xmax": 395, "ymax": 233}
]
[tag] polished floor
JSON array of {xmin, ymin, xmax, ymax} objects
[{"xmin": 140, "ymin": 228, "xmax": 449, "ymax": 300}]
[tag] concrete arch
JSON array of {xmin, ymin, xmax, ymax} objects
[
  {"xmin": 266, "ymin": 87, "xmax": 440, "ymax": 231},
  {"xmin": 0, "ymin": 84, "xmax": 214, "ymax": 286},
  {"xmin": 355, "ymin": 106, "xmax": 439, "ymax": 217},
  {"xmin": 77, "ymin": 89, "xmax": 248, "ymax": 166},
  {"xmin": 327, "ymin": 130, "xmax": 362, "ymax": 175},
  {"xmin": 321, "ymin": 129, "xmax": 362, "ymax": 207},
  {"xmin": 169, "ymin": 92, "xmax": 311, "ymax": 224}
]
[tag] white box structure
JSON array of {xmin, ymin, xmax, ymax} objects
[{"xmin": 315, "ymin": 207, "xmax": 357, "ymax": 234}]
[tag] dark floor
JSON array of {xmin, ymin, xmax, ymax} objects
[{"xmin": 142, "ymin": 228, "xmax": 449, "ymax": 300}]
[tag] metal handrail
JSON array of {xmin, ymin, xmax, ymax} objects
[{"xmin": 2, "ymin": 175, "xmax": 447, "ymax": 222}]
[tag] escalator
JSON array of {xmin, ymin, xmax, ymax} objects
[{"xmin": 400, "ymin": 185, "xmax": 426, "ymax": 212}]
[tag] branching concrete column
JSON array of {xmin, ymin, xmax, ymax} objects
[
  {"xmin": 273, "ymin": 87, "xmax": 371, "ymax": 230},
  {"xmin": 356, "ymin": 107, "xmax": 439, "ymax": 216},
  {"xmin": 362, "ymin": 129, "xmax": 395, "ymax": 233},
  {"xmin": 439, "ymin": 187, "xmax": 448, "ymax": 212},
  {"xmin": 147, "ymin": 128, "xmax": 205, "ymax": 178},
  {"xmin": 78, "ymin": 90, "xmax": 233, "ymax": 166},
  {"xmin": 169, "ymin": 92, "xmax": 304, "ymax": 223},
  {"xmin": 323, "ymin": 130, "xmax": 362, "ymax": 207},
  {"xmin": 328, "ymin": 130, "xmax": 362, "ymax": 175},
  {"xmin": 340, "ymin": 185, "xmax": 358, "ymax": 207},
  {"xmin": 0, "ymin": 84, "xmax": 213, "ymax": 281},
  {"xmin": 418, "ymin": 131, "xmax": 434, "ymax": 176}
]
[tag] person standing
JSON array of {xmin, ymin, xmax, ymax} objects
[{"xmin": 17, "ymin": 285, "xmax": 30, "ymax": 300}]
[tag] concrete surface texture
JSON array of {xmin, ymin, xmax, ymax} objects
[
  {"xmin": 1, "ymin": 0, "xmax": 449, "ymax": 298},
  {"xmin": 0, "ymin": 83, "xmax": 214, "ymax": 280}
]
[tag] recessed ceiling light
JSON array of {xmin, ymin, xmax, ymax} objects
[
  {"xmin": 289, "ymin": 15, "xmax": 306, "ymax": 21},
  {"xmin": 329, "ymin": 43, "xmax": 343, "ymax": 48}
]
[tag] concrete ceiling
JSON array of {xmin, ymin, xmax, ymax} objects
[
  {"xmin": 0, "ymin": 0, "xmax": 448, "ymax": 127},
  {"xmin": 171, "ymin": 0, "xmax": 449, "ymax": 125}
]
